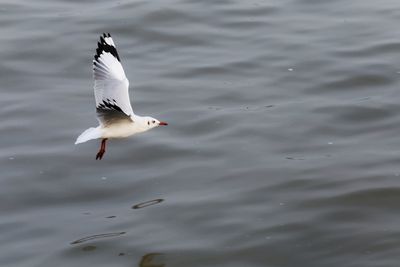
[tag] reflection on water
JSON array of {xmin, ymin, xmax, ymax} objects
[
  {"xmin": 70, "ymin": 232, "xmax": 126, "ymax": 245},
  {"xmin": 139, "ymin": 253, "xmax": 165, "ymax": 267},
  {"xmin": 82, "ymin": 245, "xmax": 97, "ymax": 252},
  {"xmin": 132, "ymin": 199, "xmax": 164, "ymax": 209}
]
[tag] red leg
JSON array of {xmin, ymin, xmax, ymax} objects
[{"xmin": 96, "ymin": 138, "xmax": 108, "ymax": 160}]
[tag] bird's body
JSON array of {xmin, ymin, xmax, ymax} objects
[
  {"xmin": 75, "ymin": 33, "xmax": 167, "ymax": 159},
  {"xmin": 102, "ymin": 119, "xmax": 143, "ymax": 138}
]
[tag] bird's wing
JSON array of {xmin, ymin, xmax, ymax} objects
[{"xmin": 93, "ymin": 33, "xmax": 134, "ymax": 125}]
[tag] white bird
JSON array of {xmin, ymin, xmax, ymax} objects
[{"xmin": 75, "ymin": 33, "xmax": 168, "ymax": 160}]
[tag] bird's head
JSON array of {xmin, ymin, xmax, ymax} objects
[{"xmin": 144, "ymin": 116, "xmax": 168, "ymax": 129}]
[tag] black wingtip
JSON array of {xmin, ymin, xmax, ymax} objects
[
  {"xmin": 100, "ymin": 36, "xmax": 106, "ymax": 44},
  {"xmin": 94, "ymin": 33, "xmax": 121, "ymax": 62},
  {"xmin": 96, "ymin": 99, "xmax": 124, "ymax": 113},
  {"xmin": 94, "ymin": 33, "xmax": 120, "ymax": 62}
]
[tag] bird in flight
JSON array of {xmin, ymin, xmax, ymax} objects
[{"xmin": 75, "ymin": 33, "xmax": 168, "ymax": 160}]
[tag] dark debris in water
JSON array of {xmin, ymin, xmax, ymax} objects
[
  {"xmin": 132, "ymin": 199, "xmax": 164, "ymax": 210},
  {"xmin": 71, "ymin": 232, "xmax": 126, "ymax": 245}
]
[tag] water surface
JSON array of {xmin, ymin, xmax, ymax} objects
[{"xmin": 2, "ymin": 0, "xmax": 400, "ymax": 266}]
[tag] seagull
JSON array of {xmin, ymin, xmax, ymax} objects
[{"xmin": 75, "ymin": 33, "xmax": 168, "ymax": 160}]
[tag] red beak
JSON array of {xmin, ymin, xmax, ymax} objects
[{"xmin": 159, "ymin": 121, "xmax": 168, "ymax": 126}]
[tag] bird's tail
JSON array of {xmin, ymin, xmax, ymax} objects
[{"xmin": 75, "ymin": 127, "xmax": 102, "ymax": 144}]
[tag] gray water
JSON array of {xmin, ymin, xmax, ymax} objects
[{"xmin": 2, "ymin": 0, "xmax": 400, "ymax": 266}]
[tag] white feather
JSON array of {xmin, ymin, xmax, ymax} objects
[{"xmin": 75, "ymin": 127, "xmax": 102, "ymax": 144}]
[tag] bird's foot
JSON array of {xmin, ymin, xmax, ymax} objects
[
  {"xmin": 96, "ymin": 149, "xmax": 105, "ymax": 160},
  {"xmin": 96, "ymin": 138, "xmax": 108, "ymax": 160}
]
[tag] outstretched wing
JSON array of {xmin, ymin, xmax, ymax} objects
[{"xmin": 93, "ymin": 33, "xmax": 134, "ymax": 125}]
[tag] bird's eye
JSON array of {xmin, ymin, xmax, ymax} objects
[
  {"xmin": 152, "ymin": 120, "xmax": 155, "ymax": 123},
  {"xmin": 147, "ymin": 121, "xmax": 150, "ymax": 125}
]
